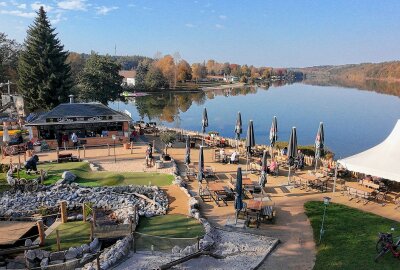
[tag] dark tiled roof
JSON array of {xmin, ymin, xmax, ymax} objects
[{"xmin": 26, "ymin": 103, "xmax": 131, "ymax": 125}]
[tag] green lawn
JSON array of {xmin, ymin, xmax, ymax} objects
[
  {"xmin": 135, "ymin": 214, "xmax": 205, "ymax": 251},
  {"xmin": 45, "ymin": 221, "xmax": 91, "ymax": 252},
  {"xmin": 304, "ymin": 201, "xmax": 400, "ymax": 270},
  {"xmin": 0, "ymin": 162, "xmax": 173, "ymax": 191}
]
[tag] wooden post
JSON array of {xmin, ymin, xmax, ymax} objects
[
  {"xmin": 40, "ymin": 169, "xmax": 44, "ymax": 184},
  {"xmin": 107, "ymin": 144, "xmax": 110, "ymax": 156},
  {"xmin": 18, "ymin": 153, "xmax": 21, "ymax": 168},
  {"xmin": 82, "ymin": 203, "xmax": 87, "ymax": 223},
  {"xmin": 37, "ymin": 220, "xmax": 45, "ymax": 246},
  {"xmin": 56, "ymin": 229, "xmax": 61, "ymax": 251},
  {"xmin": 78, "ymin": 147, "xmax": 81, "ymax": 161},
  {"xmin": 96, "ymin": 252, "xmax": 100, "ymax": 270},
  {"xmin": 60, "ymin": 201, "xmax": 67, "ymax": 223},
  {"xmin": 130, "ymin": 141, "xmax": 133, "ymax": 154},
  {"xmin": 90, "ymin": 221, "xmax": 94, "ymax": 241},
  {"xmin": 92, "ymin": 208, "xmax": 96, "ymax": 226},
  {"xmin": 24, "ymin": 151, "xmax": 26, "ymax": 162},
  {"xmin": 83, "ymin": 145, "xmax": 86, "ymax": 157},
  {"xmin": 133, "ymin": 233, "xmax": 136, "ymax": 253}
]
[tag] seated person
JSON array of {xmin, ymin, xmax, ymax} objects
[
  {"xmin": 229, "ymin": 151, "xmax": 239, "ymax": 164},
  {"xmin": 295, "ymin": 150, "xmax": 305, "ymax": 170},
  {"xmin": 269, "ymin": 159, "xmax": 278, "ymax": 175},
  {"xmin": 25, "ymin": 155, "xmax": 39, "ymax": 173}
]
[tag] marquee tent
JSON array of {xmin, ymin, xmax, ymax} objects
[{"xmin": 335, "ymin": 120, "xmax": 400, "ymax": 190}]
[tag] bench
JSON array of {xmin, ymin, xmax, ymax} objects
[{"xmin": 57, "ymin": 153, "xmax": 74, "ymax": 163}]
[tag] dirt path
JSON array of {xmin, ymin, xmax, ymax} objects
[{"xmin": 161, "ymin": 185, "xmax": 189, "ymax": 215}]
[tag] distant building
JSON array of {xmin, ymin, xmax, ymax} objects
[
  {"xmin": 119, "ymin": 70, "xmax": 136, "ymax": 87},
  {"xmin": 223, "ymin": 74, "xmax": 239, "ymax": 82}
]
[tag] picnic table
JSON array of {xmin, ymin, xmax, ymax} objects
[
  {"xmin": 207, "ymin": 182, "xmax": 228, "ymax": 207},
  {"xmin": 297, "ymin": 173, "xmax": 328, "ymax": 192},
  {"xmin": 245, "ymin": 200, "xmax": 275, "ymax": 228}
]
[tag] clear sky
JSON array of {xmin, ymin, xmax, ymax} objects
[{"xmin": 1, "ymin": 0, "xmax": 400, "ymax": 67}]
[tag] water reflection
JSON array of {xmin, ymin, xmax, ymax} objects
[{"xmin": 303, "ymin": 77, "xmax": 400, "ymax": 97}]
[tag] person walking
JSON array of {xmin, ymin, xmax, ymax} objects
[{"xmin": 71, "ymin": 132, "xmax": 78, "ymax": 148}]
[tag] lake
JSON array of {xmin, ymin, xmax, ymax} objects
[{"xmin": 109, "ymin": 83, "xmax": 400, "ymax": 158}]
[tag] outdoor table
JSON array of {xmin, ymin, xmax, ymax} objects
[
  {"xmin": 345, "ymin": 182, "xmax": 376, "ymax": 202},
  {"xmin": 247, "ymin": 199, "xmax": 263, "ymax": 211},
  {"xmin": 204, "ymin": 166, "xmax": 215, "ymax": 178},
  {"xmin": 207, "ymin": 182, "xmax": 228, "ymax": 207},
  {"xmin": 297, "ymin": 173, "xmax": 318, "ymax": 190}
]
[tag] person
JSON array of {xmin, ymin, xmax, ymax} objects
[
  {"xmin": 230, "ymin": 151, "xmax": 238, "ymax": 164},
  {"xmin": 145, "ymin": 143, "xmax": 153, "ymax": 167},
  {"xmin": 295, "ymin": 150, "xmax": 305, "ymax": 170},
  {"xmin": 269, "ymin": 159, "xmax": 278, "ymax": 176},
  {"xmin": 281, "ymin": 147, "xmax": 288, "ymax": 156},
  {"xmin": 130, "ymin": 130, "xmax": 136, "ymax": 142},
  {"xmin": 62, "ymin": 133, "xmax": 69, "ymax": 150},
  {"xmin": 56, "ymin": 132, "xmax": 62, "ymax": 148},
  {"xmin": 219, "ymin": 148, "xmax": 227, "ymax": 163},
  {"xmin": 25, "ymin": 155, "xmax": 39, "ymax": 173},
  {"xmin": 71, "ymin": 132, "xmax": 78, "ymax": 148}
]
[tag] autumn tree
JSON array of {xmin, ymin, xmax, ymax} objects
[
  {"xmin": 177, "ymin": 60, "xmax": 192, "ymax": 82},
  {"xmin": 17, "ymin": 7, "xmax": 72, "ymax": 111},
  {"xmin": 78, "ymin": 52, "xmax": 123, "ymax": 104},
  {"xmin": 155, "ymin": 55, "xmax": 175, "ymax": 87},
  {"xmin": 191, "ymin": 63, "xmax": 207, "ymax": 82}
]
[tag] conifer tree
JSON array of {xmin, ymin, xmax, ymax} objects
[{"xmin": 17, "ymin": 7, "xmax": 71, "ymax": 112}]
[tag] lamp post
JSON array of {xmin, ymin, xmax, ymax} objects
[
  {"xmin": 319, "ymin": 196, "xmax": 331, "ymax": 244},
  {"xmin": 112, "ymin": 135, "xmax": 116, "ymax": 163}
]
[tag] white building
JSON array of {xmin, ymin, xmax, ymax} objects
[{"xmin": 119, "ymin": 70, "xmax": 136, "ymax": 87}]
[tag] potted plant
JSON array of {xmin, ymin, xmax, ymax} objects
[{"xmin": 160, "ymin": 132, "xmax": 176, "ymax": 161}]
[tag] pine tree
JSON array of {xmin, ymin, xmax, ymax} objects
[{"xmin": 17, "ymin": 7, "xmax": 71, "ymax": 112}]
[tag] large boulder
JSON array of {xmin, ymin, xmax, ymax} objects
[
  {"xmin": 62, "ymin": 171, "xmax": 76, "ymax": 183},
  {"xmin": 89, "ymin": 238, "xmax": 100, "ymax": 253},
  {"xmin": 49, "ymin": 251, "xmax": 65, "ymax": 261},
  {"xmin": 65, "ymin": 247, "xmax": 79, "ymax": 260}
]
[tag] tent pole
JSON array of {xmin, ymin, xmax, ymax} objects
[{"xmin": 333, "ymin": 163, "xmax": 338, "ymax": 194}]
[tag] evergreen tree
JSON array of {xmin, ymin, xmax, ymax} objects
[
  {"xmin": 78, "ymin": 52, "xmax": 123, "ymax": 104},
  {"xmin": 17, "ymin": 7, "xmax": 71, "ymax": 112}
]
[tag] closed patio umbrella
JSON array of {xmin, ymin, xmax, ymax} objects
[
  {"xmin": 259, "ymin": 150, "xmax": 268, "ymax": 188},
  {"xmin": 235, "ymin": 112, "xmax": 242, "ymax": 149},
  {"xmin": 235, "ymin": 166, "xmax": 244, "ymax": 224},
  {"xmin": 269, "ymin": 116, "xmax": 278, "ymax": 157},
  {"xmin": 197, "ymin": 146, "xmax": 204, "ymax": 184},
  {"xmin": 2, "ymin": 125, "xmax": 10, "ymax": 143},
  {"xmin": 185, "ymin": 135, "xmax": 191, "ymax": 165},
  {"xmin": 201, "ymin": 108, "xmax": 208, "ymax": 145},
  {"xmin": 287, "ymin": 127, "xmax": 298, "ymax": 184},
  {"xmin": 245, "ymin": 120, "xmax": 255, "ymax": 171},
  {"xmin": 314, "ymin": 122, "xmax": 325, "ymax": 171}
]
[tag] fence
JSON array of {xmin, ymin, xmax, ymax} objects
[{"xmin": 133, "ymin": 231, "xmax": 202, "ymax": 254}]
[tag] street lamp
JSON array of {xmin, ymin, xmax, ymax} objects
[
  {"xmin": 112, "ymin": 135, "xmax": 116, "ymax": 163},
  {"xmin": 319, "ymin": 196, "xmax": 331, "ymax": 244}
]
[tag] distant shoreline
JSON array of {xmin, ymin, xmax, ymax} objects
[{"xmin": 201, "ymin": 82, "xmax": 245, "ymax": 91}]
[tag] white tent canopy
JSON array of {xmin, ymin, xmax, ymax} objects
[{"xmin": 338, "ymin": 119, "xmax": 400, "ymax": 182}]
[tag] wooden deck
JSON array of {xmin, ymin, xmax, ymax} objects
[{"xmin": 0, "ymin": 221, "xmax": 36, "ymax": 245}]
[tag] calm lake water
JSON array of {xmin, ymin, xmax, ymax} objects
[{"xmin": 110, "ymin": 83, "xmax": 400, "ymax": 158}]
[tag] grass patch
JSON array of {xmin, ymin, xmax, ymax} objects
[
  {"xmin": 0, "ymin": 162, "xmax": 173, "ymax": 191},
  {"xmin": 304, "ymin": 201, "xmax": 400, "ymax": 270},
  {"xmin": 135, "ymin": 214, "xmax": 205, "ymax": 251},
  {"xmin": 45, "ymin": 221, "xmax": 90, "ymax": 252}
]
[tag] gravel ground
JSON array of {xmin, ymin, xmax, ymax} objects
[{"xmin": 115, "ymin": 229, "xmax": 278, "ymax": 270}]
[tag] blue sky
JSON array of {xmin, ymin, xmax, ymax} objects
[{"xmin": 1, "ymin": 0, "xmax": 400, "ymax": 67}]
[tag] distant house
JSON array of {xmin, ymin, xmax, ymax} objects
[
  {"xmin": 223, "ymin": 74, "xmax": 239, "ymax": 82},
  {"xmin": 119, "ymin": 70, "xmax": 136, "ymax": 87}
]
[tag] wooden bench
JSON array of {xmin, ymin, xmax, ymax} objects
[{"xmin": 57, "ymin": 153, "xmax": 73, "ymax": 163}]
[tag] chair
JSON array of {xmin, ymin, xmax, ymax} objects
[
  {"xmin": 223, "ymin": 186, "xmax": 235, "ymax": 200},
  {"xmin": 199, "ymin": 186, "xmax": 212, "ymax": 202},
  {"xmin": 260, "ymin": 204, "xmax": 276, "ymax": 223},
  {"xmin": 246, "ymin": 210, "xmax": 260, "ymax": 228},
  {"xmin": 215, "ymin": 190, "xmax": 228, "ymax": 207},
  {"xmin": 375, "ymin": 190, "xmax": 388, "ymax": 206}
]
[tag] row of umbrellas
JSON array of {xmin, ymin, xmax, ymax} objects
[{"xmin": 189, "ymin": 108, "xmax": 325, "ymax": 220}]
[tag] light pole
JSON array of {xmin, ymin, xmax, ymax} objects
[
  {"xmin": 319, "ymin": 196, "xmax": 331, "ymax": 244},
  {"xmin": 112, "ymin": 135, "xmax": 116, "ymax": 163}
]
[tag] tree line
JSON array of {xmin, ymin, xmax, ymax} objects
[{"xmin": 0, "ymin": 6, "xmax": 299, "ymax": 113}]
